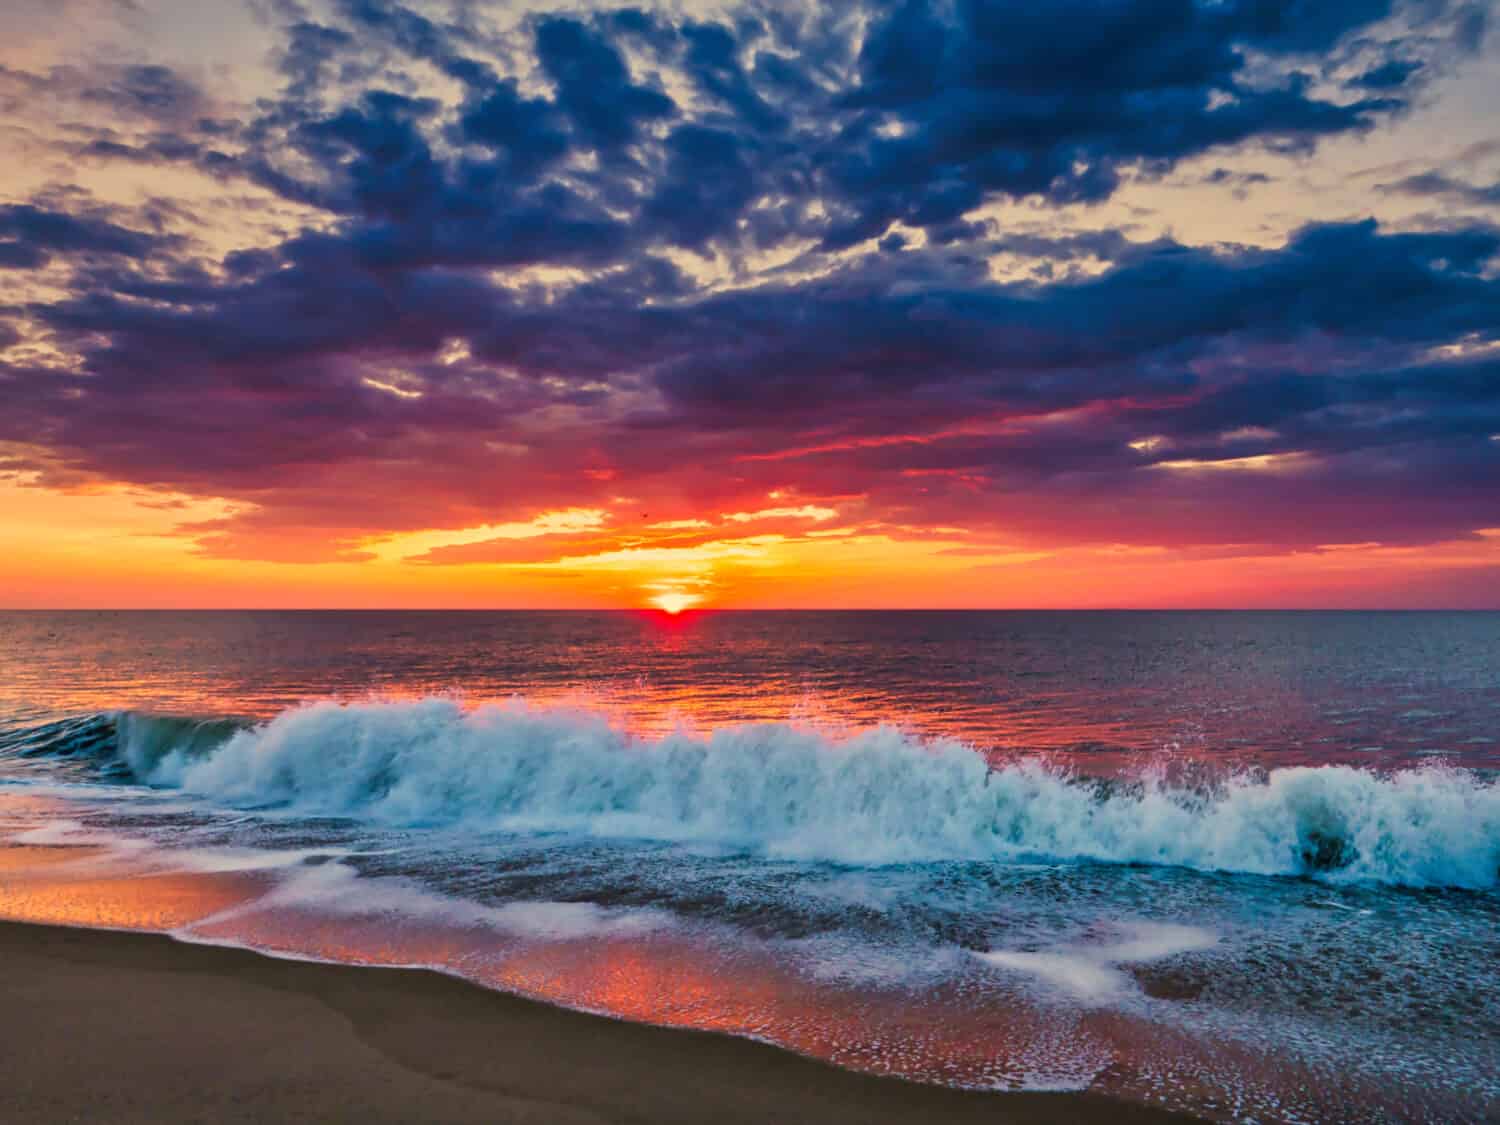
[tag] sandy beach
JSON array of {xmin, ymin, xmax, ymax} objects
[{"xmin": 0, "ymin": 920, "xmax": 1192, "ymax": 1124}]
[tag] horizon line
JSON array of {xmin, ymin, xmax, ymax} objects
[{"xmin": 4, "ymin": 606, "xmax": 1499, "ymax": 614}]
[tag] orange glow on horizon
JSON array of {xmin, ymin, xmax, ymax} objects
[{"xmin": 2, "ymin": 477, "xmax": 1499, "ymax": 609}]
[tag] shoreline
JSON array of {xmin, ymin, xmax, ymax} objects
[{"xmin": 0, "ymin": 919, "xmax": 1192, "ymax": 1124}]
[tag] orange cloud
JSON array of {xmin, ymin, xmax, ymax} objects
[{"xmin": 4, "ymin": 475, "xmax": 1499, "ymax": 610}]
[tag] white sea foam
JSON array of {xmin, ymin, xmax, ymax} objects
[
  {"xmin": 977, "ymin": 922, "xmax": 1219, "ymax": 1005},
  {"xmin": 9, "ymin": 819, "xmax": 90, "ymax": 846},
  {"xmin": 168, "ymin": 846, "xmax": 354, "ymax": 874},
  {"xmin": 122, "ymin": 697, "xmax": 1500, "ymax": 887},
  {"xmin": 979, "ymin": 950, "xmax": 1131, "ymax": 1003},
  {"xmin": 185, "ymin": 859, "xmax": 667, "ymax": 941}
]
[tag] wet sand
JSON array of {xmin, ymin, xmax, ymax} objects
[{"xmin": 0, "ymin": 920, "xmax": 1191, "ymax": 1124}]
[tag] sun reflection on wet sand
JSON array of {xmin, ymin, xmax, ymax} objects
[
  {"xmin": 0, "ymin": 793, "xmax": 272, "ymax": 931},
  {"xmin": 173, "ymin": 884, "xmax": 1137, "ymax": 1093},
  {"xmin": 0, "ymin": 786, "xmax": 1486, "ymax": 1122},
  {"xmin": 0, "ymin": 830, "xmax": 1479, "ymax": 1121},
  {"xmin": 0, "ymin": 849, "xmax": 271, "ymax": 932}
]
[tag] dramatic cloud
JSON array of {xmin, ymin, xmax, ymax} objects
[
  {"xmin": 0, "ymin": 203, "xmax": 164, "ymax": 269},
  {"xmin": 0, "ymin": 0, "xmax": 1497, "ymax": 601},
  {"xmin": 1381, "ymin": 170, "xmax": 1500, "ymax": 206}
]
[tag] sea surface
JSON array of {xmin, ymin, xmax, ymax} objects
[{"xmin": 1, "ymin": 610, "xmax": 1497, "ymax": 1122}]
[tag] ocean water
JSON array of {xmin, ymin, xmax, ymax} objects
[{"xmin": 1, "ymin": 610, "xmax": 1496, "ymax": 1121}]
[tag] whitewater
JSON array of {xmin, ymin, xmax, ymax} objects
[{"xmin": 18, "ymin": 699, "xmax": 1486, "ymax": 889}]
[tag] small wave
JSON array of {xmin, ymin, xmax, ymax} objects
[
  {"xmin": 0, "ymin": 711, "xmax": 242, "ymax": 782},
  {"xmin": 7, "ymin": 699, "xmax": 1498, "ymax": 888},
  {"xmin": 0, "ymin": 713, "xmax": 121, "ymax": 771}
]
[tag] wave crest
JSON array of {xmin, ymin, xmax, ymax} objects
[{"xmin": 112, "ymin": 698, "xmax": 1499, "ymax": 888}]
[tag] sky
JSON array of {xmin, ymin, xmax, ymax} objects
[{"xmin": 1, "ymin": 0, "xmax": 1498, "ymax": 609}]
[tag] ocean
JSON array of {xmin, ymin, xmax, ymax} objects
[{"xmin": 1, "ymin": 610, "xmax": 1496, "ymax": 1121}]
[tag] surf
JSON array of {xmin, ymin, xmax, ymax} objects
[{"xmin": 4, "ymin": 698, "xmax": 1497, "ymax": 888}]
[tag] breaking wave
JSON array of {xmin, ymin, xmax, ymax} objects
[{"xmin": 5, "ymin": 699, "xmax": 1498, "ymax": 888}]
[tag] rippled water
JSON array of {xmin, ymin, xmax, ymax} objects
[{"xmin": 1, "ymin": 611, "xmax": 1497, "ymax": 1122}]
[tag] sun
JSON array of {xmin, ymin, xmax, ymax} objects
[{"xmin": 648, "ymin": 591, "xmax": 702, "ymax": 614}]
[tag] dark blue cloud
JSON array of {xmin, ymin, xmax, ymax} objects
[
  {"xmin": 534, "ymin": 16, "xmax": 675, "ymax": 152},
  {"xmin": 6, "ymin": 213, "xmax": 1498, "ymax": 550},
  {"xmin": 0, "ymin": 242, "xmax": 47, "ymax": 270},
  {"xmin": 81, "ymin": 64, "xmax": 205, "ymax": 121},
  {"xmin": 680, "ymin": 21, "xmax": 788, "ymax": 134},
  {"xmin": 278, "ymin": 21, "xmax": 358, "ymax": 101},
  {"xmin": 1381, "ymin": 171, "xmax": 1500, "ymax": 206},
  {"xmin": 643, "ymin": 220, "xmax": 1500, "ymax": 427},
  {"xmin": 334, "ymin": 0, "xmax": 494, "ymax": 87},
  {"xmin": 1350, "ymin": 57, "xmax": 1426, "ymax": 89},
  {"xmin": 823, "ymin": 0, "xmax": 1415, "ymax": 241},
  {"xmin": 2, "ymin": 0, "xmax": 1497, "ymax": 554},
  {"xmin": 0, "ymin": 205, "xmax": 163, "ymax": 270},
  {"xmin": 641, "ymin": 125, "xmax": 759, "ymax": 250},
  {"xmin": 457, "ymin": 81, "xmax": 571, "ymax": 179},
  {"xmin": 45, "ymin": 0, "xmax": 1454, "ymax": 260}
]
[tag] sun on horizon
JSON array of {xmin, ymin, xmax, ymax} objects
[{"xmin": 648, "ymin": 590, "xmax": 702, "ymax": 615}]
